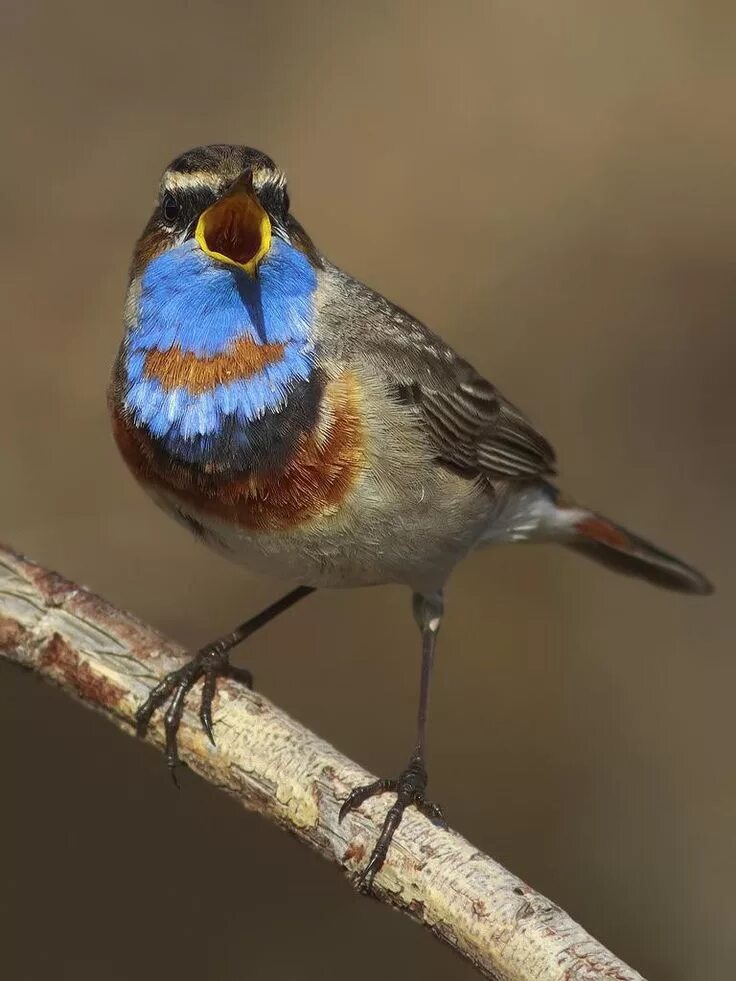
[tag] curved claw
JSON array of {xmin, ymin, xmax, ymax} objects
[
  {"xmin": 200, "ymin": 669, "xmax": 218, "ymax": 745},
  {"xmin": 134, "ymin": 645, "xmax": 255, "ymax": 778},
  {"xmin": 168, "ymin": 762, "xmax": 181, "ymax": 789},
  {"xmin": 339, "ymin": 779, "xmax": 396, "ymax": 823},
  {"xmin": 199, "ymin": 709, "xmax": 216, "ymax": 746},
  {"xmin": 341, "ymin": 757, "xmax": 448, "ymax": 892}
]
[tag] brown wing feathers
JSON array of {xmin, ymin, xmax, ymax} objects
[
  {"xmin": 322, "ymin": 268, "xmax": 556, "ymax": 483},
  {"xmin": 416, "ymin": 370, "xmax": 556, "ymax": 482}
]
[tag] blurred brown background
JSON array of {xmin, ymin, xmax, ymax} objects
[{"xmin": 1, "ymin": 2, "xmax": 733, "ymax": 978}]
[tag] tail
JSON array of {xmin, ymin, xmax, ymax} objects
[{"xmin": 548, "ymin": 488, "xmax": 713, "ymax": 595}]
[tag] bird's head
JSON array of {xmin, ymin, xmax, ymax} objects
[{"xmin": 129, "ymin": 144, "xmax": 320, "ymax": 283}]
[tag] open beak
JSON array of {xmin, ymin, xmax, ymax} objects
[{"xmin": 195, "ymin": 172, "xmax": 272, "ymax": 275}]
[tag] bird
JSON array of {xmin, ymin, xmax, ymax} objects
[{"xmin": 109, "ymin": 144, "xmax": 712, "ymax": 890}]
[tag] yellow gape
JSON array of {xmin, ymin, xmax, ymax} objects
[{"xmin": 195, "ymin": 189, "xmax": 271, "ymax": 275}]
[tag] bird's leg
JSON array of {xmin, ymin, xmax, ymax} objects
[
  {"xmin": 339, "ymin": 589, "xmax": 447, "ymax": 892},
  {"xmin": 136, "ymin": 586, "xmax": 314, "ymax": 782}
]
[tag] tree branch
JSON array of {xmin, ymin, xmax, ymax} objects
[{"xmin": 0, "ymin": 543, "xmax": 644, "ymax": 981}]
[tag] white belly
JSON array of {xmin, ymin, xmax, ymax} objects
[
  {"xmin": 149, "ymin": 456, "xmax": 491, "ymax": 593},
  {"xmin": 143, "ymin": 371, "xmax": 500, "ymax": 591}
]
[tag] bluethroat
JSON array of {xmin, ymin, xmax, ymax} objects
[{"xmin": 109, "ymin": 145, "xmax": 712, "ymax": 891}]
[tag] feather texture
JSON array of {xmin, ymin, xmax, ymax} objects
[
  {"xmin": 317, "ymin": 264, "xmax": 557, "ymax": 483},
  {"xmin": 108, "ymin": 144, "xmax": 711, "ymax": 595},
  {"xmin": 121, "ymin": 237, "xmax": 318, "ymax": 461}
]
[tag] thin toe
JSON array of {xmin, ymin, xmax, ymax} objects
[
  {"xmin": 418, "ymin": 799, "xmax": 447, "ymax": 828},
  {"xmin": 339, "ymin": 779, "xmax": 396, "ymax": 823},
  {"xmin": 342, "ymin": 758, "xmax": 447, "ymax": 892},
  {"xmin": 135, "ymin": 646, "xmax": 256, "ymax": 779}
]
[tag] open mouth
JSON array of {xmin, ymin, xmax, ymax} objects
[{"xmin": 195, "ymin": 178, "xmax": 271, "ymax": 274}]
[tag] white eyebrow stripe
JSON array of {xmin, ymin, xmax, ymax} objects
[
  {"xmin": 161, "ymin": 166, "xmax": 287, "ymax": 200},
  {"xmin": 252, "ymin": 167, "xmax": 286, "ymax": 191},
  {"xmin": 161, "ymin": 171, "xmax": 225, "ymax": 193}
]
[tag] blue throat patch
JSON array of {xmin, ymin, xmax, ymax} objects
[{"xmin": 123, "ymin": 237, "xmax": 318, "ymax": 462}]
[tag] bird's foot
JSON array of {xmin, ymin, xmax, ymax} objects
[
  {"xmin": 135, "ymin": 642, "xmax": 253, "ymax": 784},
  {"xmin": 338, "ymin": 753, "xmax": 446, "ymax": 892}
]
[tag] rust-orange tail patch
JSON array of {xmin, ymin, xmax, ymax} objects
[
  {"xmin": 574, "ymin": 515, "xmax": 630, "ymax": 550},
  {"xmin": 568, "ymin": 509, "xmax": 712, "ymax": 594}
]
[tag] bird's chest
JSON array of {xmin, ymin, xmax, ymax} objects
[
  {"xmin": 111, "ymin": 364, "xmax": 364, "ymax": 522},
  {"xmin": 111, "ymin": 237, "xmax": 369, "ymax": 532},
  {"xmin": 127, "ymin": 388, "xmax": 491, "ymax": 591}
]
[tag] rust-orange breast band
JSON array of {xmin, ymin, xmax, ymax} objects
[
  {"xmin": 143, "ymin": 337, "xmax": 286, "ymax": 394},
  {"xmin": 111, "ymin": 373, "xmax": 366, "ymax": 532}
]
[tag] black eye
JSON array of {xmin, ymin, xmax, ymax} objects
[{"xmin": 162, "ymin": 193, "xmax": 180, "ymax": 224}]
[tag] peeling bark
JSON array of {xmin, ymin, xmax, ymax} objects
[{"xmin": 0, "ymin": 544, "xmax": 644, "ymax": 981}]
